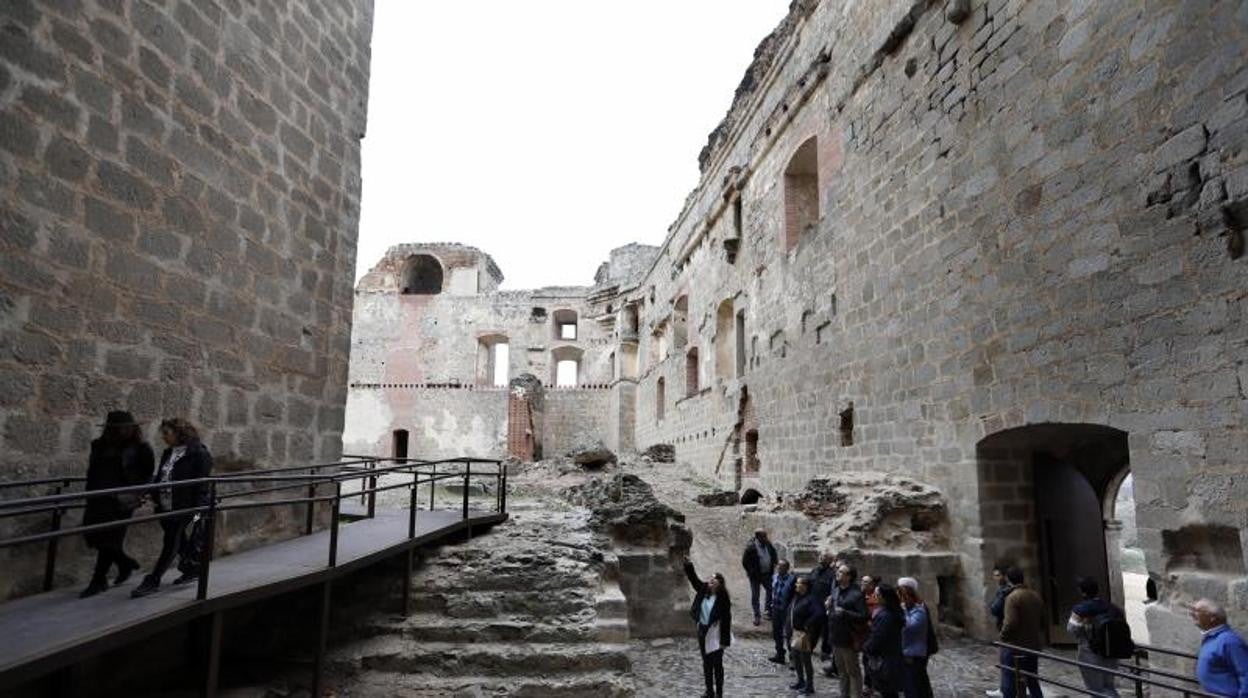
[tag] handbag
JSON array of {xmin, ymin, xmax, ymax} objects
[{"xmin": 790, "ymin": 629, "xmax": 812, "ymax": 653}]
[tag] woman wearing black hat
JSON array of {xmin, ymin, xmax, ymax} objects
[{"xmin": 80, "ymin": 411, "xmax": 155, "ymax": 598}]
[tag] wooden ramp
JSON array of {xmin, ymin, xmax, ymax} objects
[{"xmin": 0, "ymin": 507, "xmax": 507, "ymax": 691}]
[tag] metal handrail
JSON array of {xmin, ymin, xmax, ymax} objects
[
  {"xmin": 994, "ymin": 641, "xmax": 1216, "ymax": 697},
  {"xmin": 1135, "ymin": 641, "xmax": 1199, "ymax": 661},
  {"xmin": 0, "ymin": 454, "xmax": 507, "ymax": 597}
]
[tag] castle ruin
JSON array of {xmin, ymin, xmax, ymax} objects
[{"xmin": 345, "ymin": 0, "xmax": 1248, "ymax": 650}]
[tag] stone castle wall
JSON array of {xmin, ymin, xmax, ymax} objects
[
  {"xmin": 0, "ymin": 0, "xmax": 373, "ymax": 596},
  {"xmin": 626, "ymin": 0, "xmax": 1247, "ymax": 644}
]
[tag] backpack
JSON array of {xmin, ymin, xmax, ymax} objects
[
  {"xmin": 924, "ymin": 603, "xmax": 940, "ymax": 655},
  {"xmin": 1089, "ymin": 608, "xmax": 1134, "ymax": 659}
]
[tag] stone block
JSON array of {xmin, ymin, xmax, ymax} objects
[{"xmin": 46, "ymin": 137, "xmax": 90, "ymax": 182}]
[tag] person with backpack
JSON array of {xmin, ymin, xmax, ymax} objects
[
  {"xmin": 1067, "ymin": 576, "xmax": 1131, "ymax": 697},
  {"xmin": 898, "ymin": 577, "xmax": 937, "ymax": 698}
]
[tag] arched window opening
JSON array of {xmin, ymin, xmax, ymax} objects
[
  {"xmin": 556, "ymin": 360, "xmax": 578, "ymax": 387},
  {"xmin": 839, "ymin": 402, "xmax": 854, "ymax": 446},
  {"xmin": 715, "ymin": 300, "xmax": 735, "ymax": 381},
  {"xmin": 551, "ymin": 345, "xmax": 583, "ymax": 387},
  {"xmin": 552, "ymin": 309, "xmax": 578, "ymax": 341},
  {"xmin": 735, "ymin": 310, "xmax": 747, "ymax": 377},
  {"xmin": 656, "ymin": 377, "xmax": 666, "ymax": 422},
  {"xmin": 783, "ymin": 136, "xmax": 819, "ymax": 252},
  {"xmin": 672, "ymin": 295, "xmax": 689, "ymax": 349},
  {"xmin": 685, "ymin": 347, "xmax": 700, "ymax": 396},
  {"xmin": 400, "ymin": 254, "xmax": 444, "ymax": 294},
  {"xmin": 476, "ymin": 334, "xmax": 510, "ymax": 386}
]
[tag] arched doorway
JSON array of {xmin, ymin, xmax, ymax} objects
[
  {"xmin": 1107, "ymin": 472, "xmax": 1151, "ymax": 643},
  {"xmin": 975, "ymin": 423, "xmax": 1130, "ymax": 643}
]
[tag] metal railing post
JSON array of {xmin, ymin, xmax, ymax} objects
[
  {"xmin": 495, "ymin": 465, "xmax": 501, "ymax": 513},
  {"xmin": 196, "ymin": 483, "xmax": 217, "ymax": 601},
  {"xmin": 501, "ymin": 462, "xmax": 507, "ymax": 514},
  {"xmin": 1013, "ymin": 652, "xmax": 1024, "ymax": 698},
  {"xmin": 42, "ymin": 481, "xmax": 66, "ymax": 591},
  {"xmin": 408, "ymin": 475, "xmax": 418, "ymax": 539},
  {"xmin": 429, "ymin": 463, "xmax": 437, "ymax": 510},
  {"xmin": 328, "ymin": 481, "xmax": 341, "ymax": 567},
  {"xmin": 367, "ymin": 459, "xmax": 377, "ymax": 519},
  {"xmin": 462, "ymin": 461, "xmax": 471, "ymax": 520},
  {"xmin": 1133, "ymin": 649, "xmax": 1145, "ymax": 698},
  {"xmin": 304, "ymin": 468, "xmax": 316, "ymax": 535}
]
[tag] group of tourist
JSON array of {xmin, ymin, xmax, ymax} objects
[
  {"xmin": 685, "ymin": 530, "xmax": 1248, "ymax": 698},
  {"xmin": 79, "ymin": 411, "xmax": 214, "ymax": 600},
  {"xmin": 685, "ymin": 530, "xmax": 940, "ymax": 698}
]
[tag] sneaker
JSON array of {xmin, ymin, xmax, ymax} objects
[
  {"xmin": 172, "ymin": 571, "xmax": 198, "ymax": 586},
  {"xmin": 130, "ymin": 577, "xmax": 160, "ymax": 598},
  {"xmin": 802, "ymin": 689, "xmax": 815, "ymax": 696},
  {"xmin": 79, "ymin": 580, "xmax": 109, "ymax": 599},
  {"xmin": 789, "ymin": 681, "xmax": 806, "ymax": 691},
  {"xmin": 985, "ymin": 691, "xmax": 1003, "ymax": 697},
  {"xmin": 768, "ymin": 654, "xmax": 786, "ymax": 664},
  {"xmin": 114, "ymin": 558, "xmax": 140, "ymax": 586},
  {"xmin": 753, "ymin": 616, "xmax": 762, "ymax": 626}
]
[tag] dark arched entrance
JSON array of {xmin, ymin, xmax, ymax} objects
[{"xmin": 975, "ymin": 423, "xmax": 1129, "ymax": 643}]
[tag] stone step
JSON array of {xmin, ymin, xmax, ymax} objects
[
  {"xmin": 594, "ymin": 584, "xmax": 629, "ymax": 620},
  {"xmin": 411, "ymin": 590, "xmax": 595, "ymax": 618},
  {"xmin": 333, "ymin": 639, "xmax": 632, "ymax": 677},
  {"xmin": 339, "ymin": 669, "xmax": 634, "ymax": 697},
  {"xmin": 592, "ymin": 616, "xmax": 630, "ymax": 643},
  {"xmin": 363, "ymin": 613, "xmax": 597, "ymax": 643}
]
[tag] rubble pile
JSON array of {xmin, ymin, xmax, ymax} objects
[
  {"xmin": 791, "ymin": 474, "xmax": 949, "ymax": 551},
  {"xmin": 567, "ymin": 440, "xmax": 618, "ymax": 469},
  {"xmin": 694, "ymin": 490, "xmax": 740, "ymax": 507},
  {"xmin": 640, "ymin": 443, "xmax": 675, "ymax": 463},
  {"xmin": 563, "ymin": 474, "xmax": 691, "ymax": 552}
]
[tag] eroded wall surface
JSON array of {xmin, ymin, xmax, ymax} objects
[
  {"xmin": 625, "ymin": 0, "xmax": 1247, "ymax": 644},
  {"xmin": 0, "ymin": 0, "xmax": 373, "ymax": 596}
]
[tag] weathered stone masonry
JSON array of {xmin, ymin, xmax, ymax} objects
[
  {"xmin": 0, "ymin": 0, "xmax": 373, "ymax": 596},
  {"xmin": 349, "ymin": 0, "xmax": 1248, "ymax": 648}
]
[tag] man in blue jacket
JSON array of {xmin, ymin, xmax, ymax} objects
[
  {"xmin": 1192, "ymin": 598, "xmax": 1248, "ymax": 697},
  {"xmin": 769, "ymin": 559, "xmax": 797, "ymax": 664}
]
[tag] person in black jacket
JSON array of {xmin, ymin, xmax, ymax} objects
[
  {"xmin": 132, "ymin": 418, "xmax": 214, "ymax": 598},
  {"xmin": 741, "ymin": 528, "xmax": 778, "ymax": 625},
  {"xmin": 790, "ymin": 576, "xmax": 826, "ymax": 695},
  {"xmin": 828, "ymin": 563, "xmax": 869, "ymax": 697},
  {"xmin": 80, "ymin": 411, "xmax": 155, "ymax": 598},
  {"xmin": 864, "ymin": 583, "xmax": 906, "ymax": 698},
  {"xmin": 808, "ymin": 551, "xmax": 839, "ymax": 659},
  {"xmin": 684, "ymin": 558, "xmax": 732, "ymax": 698}
]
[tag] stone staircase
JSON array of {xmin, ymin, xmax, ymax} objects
[{"xmin": 325, "ymin": 508, "xmax": 635, "ymax": 696}]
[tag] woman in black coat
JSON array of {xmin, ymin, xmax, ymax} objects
[
  {"xmin": 684, "ymin": 558, "xmax": 732, "ymax": 698},
  {"xmin": 131, "ymin": 418, "xmax": 213, "ymax": 598},
  {"xmin": 864, "ymin": 583, "xmax": 907, "ymax": 698},
  {"xmin": 80, "ymin": 411, "xmax": 155, "ymax": 598},
  {"xmin": 789, "ymin": 575, "xmax": 826, "ymax": 695}
]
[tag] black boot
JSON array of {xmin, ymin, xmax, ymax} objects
[
  {"xmin": 79, "ymin": 578, "xmax": 109, "ymax": 598},
  {"xmin": 130, "ymin": 575, "xmax": 161, "ymax": 598}
]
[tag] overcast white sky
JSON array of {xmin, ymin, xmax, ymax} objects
[{"xmin": 355, "ymin": 1, "xmax": 791, "ymax": 289}]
